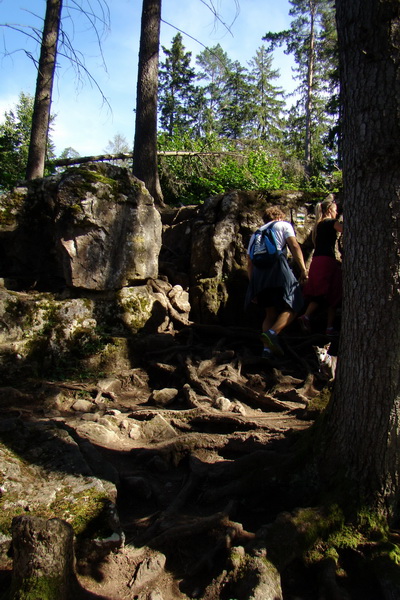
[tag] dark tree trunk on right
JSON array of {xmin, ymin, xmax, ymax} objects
[
  {"xmin": 320, "ymin": 0, "xmax": 400, "ymax": 520},
  {"xmin": 133, "ymin": 0, "xmax": 164, "ymax": 206}
]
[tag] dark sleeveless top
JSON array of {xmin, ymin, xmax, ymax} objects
[{"xmin": 314, "ymin": 219, "xmax": 338, "ymax": 259}]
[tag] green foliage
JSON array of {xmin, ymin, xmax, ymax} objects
[
  {"xmin": 0, "ymin": 92, "xmax": 33, "ymax": 191},
  {"xmin": 157, "ymin": 24, "xmax": 340, "ymax": 196},
  {"xmin": 219, "ymin": 60, "xmax": 255, "ymax": 139},
  {"xmin": 247, "ymin": 46, "xmax": 286, "ymax": 142},
  {"xmin": 195, "ymin": 151, "xmax": 285, "ymax": 196},
  {"xmin": 158, "ymin": 135, "xmax": 286, "ymax": 203},
  {"xmin": 157, "ymin": 132, "xmax": 336, "ymax": 205},
  {"xmin": 0, "ymin": 92, "xmax": 56, "ymax": 191},
  {"xmin": 263, "ymin": 0, "xmax": 339, "ymax": 173},
  {"xmin": 159, "ymin": 33, "xmax": 199, "ymax": 137},
  {"xmin": 195, "ymin": 44, "xmax": 233, "ymax": 136}
]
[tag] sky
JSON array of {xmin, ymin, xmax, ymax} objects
[{"xmin": 0, "ymin": 0, "xmax": 296, "ymax": 157}]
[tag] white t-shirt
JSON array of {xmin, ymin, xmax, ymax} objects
[{"xmin": 247, "ymin": 220, "xmax": 295, "ymax": 257}]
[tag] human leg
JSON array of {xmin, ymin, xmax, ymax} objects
[
  {"xmin": 304, "ymin": 300, "xmax": 319, "ymax": 319},
  {"xmin": 326, "ymin": 305, "xmax": 336, "ymax": 329},
  {"xmin": 259, "ymin": 287, "xmax": 297, "ymax": 355},
  {"xmin": 298, "ymin": 299, "xmax": 319, "ymax": 332},
  {"xmin": 261, "ymin": 309, "xmax": 296, "ymax": 356},
  {"xmin": 270, "ymin": 309, "xmax": 296, "ymax": 334},
  {"xmin": 325, "ymin": 305, "xmax": 340, "ymax": 336},
  {"xmin": 262, "ymin": 306, "xmax": 277, "ymax": 334},
  {"xmin": 261, "ymin": 307, "xmax": 277, "ymax": 357}
]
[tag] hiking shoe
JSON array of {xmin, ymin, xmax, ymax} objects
[
  {"xmin": 326, "ymin": 327, "xmax": 339, "ymax": 337},
  {"xmin": 262, "ymin": 347, "xmax": 273, "ymax": 359},
  {"xmin": 298, "ymin": 314, "xmax": 311, "ymax": 333},
  {"xmin": 261, "ymin": 330, "xmax": 284, "ymax": 357}
]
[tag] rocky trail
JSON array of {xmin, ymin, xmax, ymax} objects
[
  {"xmin": 0, "ymin": 160, "xmax": 391, "ymax": 600},
  {"xmin": 0, "ymin": 320, "xmax": 354, "ymax": 600}
]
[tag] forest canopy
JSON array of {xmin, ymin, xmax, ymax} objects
[{"xmin": 0, "ymin": 0, "xmax": 340, "ymax": 203}]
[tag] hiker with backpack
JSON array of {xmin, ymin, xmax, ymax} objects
[{"xmin": 245, "ymin": 205, "xmax": 308, "ymax": 358}]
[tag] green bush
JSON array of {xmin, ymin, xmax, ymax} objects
[{"xmin": 157, "ymin": 132, "xmax": 339, "ymax": 205}]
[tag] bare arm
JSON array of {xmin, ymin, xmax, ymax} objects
[
  {"xmin": 286, "ymin": 236, "xmax": 308, "ymax": 283},
  {"xmin": 334, "ymin": 220, "xmax": 343, "ymax": 233}
]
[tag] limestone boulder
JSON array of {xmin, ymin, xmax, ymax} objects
[
  {"xmin": 117, "ymin": 280, "xmax": 191, "ymax": 334},
  {"xmin": 0, "ymin": 280, "xmax": 191, "ymax": 382},
  {"xmin": 55, "ymin": 164, "xmax": 162, "ymax": 289},
  {"xmin": 1, "ymin": 163, "xmax": 162, "ymax": 291}
]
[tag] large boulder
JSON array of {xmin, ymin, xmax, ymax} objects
[
  {"xmin": 0, "ymin": 163, "xmax": 162, "ymax": 291},
  {"xmin": 0, "ymin": 280, "xmax": 191, "ymax": 382}
]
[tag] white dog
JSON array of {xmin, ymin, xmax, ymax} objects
[{"xmin": 314, "ymin": 343, "xmax": 337, "ymax": 380}]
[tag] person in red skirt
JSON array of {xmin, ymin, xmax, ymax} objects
[{"xmin": 298, "ymin": 195, "xmax": 343, "ymax": 336}]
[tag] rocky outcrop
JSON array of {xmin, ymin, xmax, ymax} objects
[
  {"xmin": 1, "ymin": 167, "xmax": 319, "ymax": 326},
  {"xmin": 0, "ymin": 281, "xmax": 191, "ymax": 382},
  {"xmin": 1, "ymin": 163, "xmax": 162, "ymax": 291},
  {"xmin": 160, "ymin": 190, "xmax": 316, "ymax": 324}
]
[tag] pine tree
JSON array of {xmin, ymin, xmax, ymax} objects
[
  {"xmin": 26, "ymin": 0, "xmax": 62, "ymax": 181},
  {"xmin": 318, "ymin": 1, "xmax": 340, "ymax": 166},
  {"xmin": 219, "ymin": 61, "xmax": 254, "ymax": 139},
  {"xmin": 133, "ymin": 0, "xmax": 164, "ymax": 205},
  {"xmin": 195, "ymin": 44, "xmax": 233, "ymax": 136},
  {"xmin": 158, "ymin": 33, "xmax": 199, "ymax": 137},
  {"xmin": 0, "ymin": 92, "xmax": 55, "ymax": 190},
  {"xmin": 321, "ymin": 0, "xmax": 400, "ymax": 522},
  {"xmin": 247, "ymin": 46, "xmax": 285, "ymax": 143},
  {"xmin": 264, "ymin": 0, "xmax": 338, "ymax": 177}
]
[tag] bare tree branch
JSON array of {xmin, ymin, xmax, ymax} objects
[
  {"xmin": 199, "ymin": 0, "xmax": 240, "ymax": 35},
  {"xmin": 0, "ymin": 0, "xmax": 111, "ymax": 107}
]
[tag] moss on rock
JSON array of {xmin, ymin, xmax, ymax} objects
[{"xmin": 9, "ymin": 574, "xmax": 65, "ymax": 600}]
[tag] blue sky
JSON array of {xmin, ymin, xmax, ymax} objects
[{"xmin": 0, "ymin": 0, "xmax": 295, "ymax": 157}]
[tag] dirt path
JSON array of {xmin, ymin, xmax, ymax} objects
[
  {"xmin": 1, "ymin": 323, "xmax": 340, "ymax": 599},
  {"xmin": 67, "ymin": 324, "xmax": 331, "ymax": 599}
]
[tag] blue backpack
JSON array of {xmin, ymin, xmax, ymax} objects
[{"xmin": 249, "ymin": 223, "xmax": 282, "ymax": 268}]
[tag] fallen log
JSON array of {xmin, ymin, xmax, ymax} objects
[{"xmin": 48, "ymin": 150, "xmax": 241, "ymax": 168}]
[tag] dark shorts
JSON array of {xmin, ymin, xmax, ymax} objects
[
  {"xmin": 256, "ymin": 287, "xmax": 291, "ymax": 312},
  {"xmin": 245, "ymin": 253, "xmax": 304, "ymax": 315}
]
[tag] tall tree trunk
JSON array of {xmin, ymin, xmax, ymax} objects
[
  {"xmin": 304, "ymin": 0, "xmax": 316, "ymax": 174},
  {"xmin": 133, "ymin": 0, "xmax": 164, "ymax": 206},
  {"xmin": 26, "ymin": 0, "xmax": 62, "ymax": 181},
  {"xmin": 321, "ymin": 0, "xmax": 400, "ymax": 520}
]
